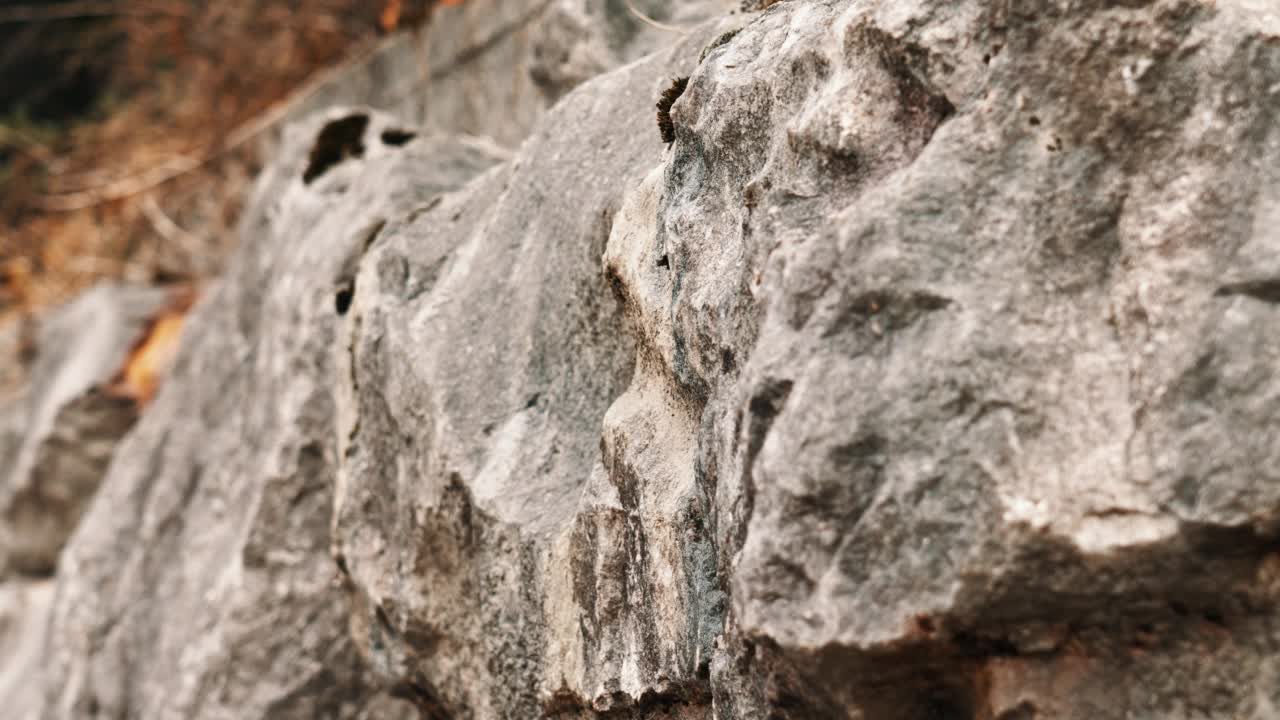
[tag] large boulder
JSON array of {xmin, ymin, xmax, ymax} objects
[
  {"xmin": 38, "ymin": 111, "xmax": 505, "ymax": 719},
  {"xmin": 329, "ymin": 19, "xmax": 736, "ymax": 719},
  {"xmin": 336, "ymin": 0, "xmax": 1280, "ymax": 716},
  {"xmin": 32, "ymin": 0, "xmax": 1280, "ymax": 719},
  {"xmin": 274, "ymin": 0, "xmax": 735, "ymax": 148},
  {"xmin": 692, "ymin": 2, "xmax": 1280, "ymax": 717},
  {"xmin": 0, "ymin": 579, "xmax": 54, "ymax": 720}
]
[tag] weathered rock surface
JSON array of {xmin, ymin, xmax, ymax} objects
[
  {"xmin": 329, "ymin": 22, "xmax": 733, "ymax": 718},
  {"xmin": 0, "ymin": 578, "xmax": 54, "ymax": 720},
  {"xmin": 0, "ymin": 283, "xmax": 170, "ymax": 576},
  {"xmin": 20, "ymin": 0, "xmax": 1280, "ymax": 719},
  {"xmin": 277, "ymin": 0, "xmax": 734, "ymax": 148},
  {"xmin": 38, "ymin": 112, "xmax": 505, "ymax": 719}
]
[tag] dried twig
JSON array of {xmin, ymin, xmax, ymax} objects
[
  {"xmin": 623, "ymin": 0, "xmax": 686, "ymax": 34},
  {"xmin": 36, "ymin": 36, "xmax": 389, "ymax": 212},
  {"xmin": 140, "ymin": 195, "xmax": 206, "ymax": 273}
]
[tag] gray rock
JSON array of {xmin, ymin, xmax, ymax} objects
[
  {"xmin": 330, "ymin": 21, "xmax": 739, "ymax": 718},
  {"xmin": 339, "ymin": 0, "xmax": 1280, "ymax": 717},
  {"xmin": 39, "ymin": 111, "xmax": 500, "ymax": 720},
  {"xmin": 275, "ymin": 0, "xmax": 737, "ymax": 149},
  {"xmin": 0, "ymin": 283, "xmax": 170, "ymax": 576},
  {"xmin": 32, "ymin": 0, "xmax": 1280, "ymax": 719},
  {"xmin": 703, "ymin": 1, "xmax": 1280, "ymax": 718},
  {"xmin": 0, "ymin": 579, "xmax": 54, "ymax": 720}
]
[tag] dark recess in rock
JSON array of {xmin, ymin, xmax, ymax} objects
[
  {"xmin": 382, "ymin": 128, "xmax": 418, "ymax": 146},
  {"xmin": 656, "ymin": 76, "xmax": 690, "ymax": 144},
  {"xmin": 303, "ymin": 113, "xmax": 370, "ymax": 184}
]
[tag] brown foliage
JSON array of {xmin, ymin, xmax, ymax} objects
[{"xmin": 0, "ymin": 1, "xmax": 442, "ymax": 323}]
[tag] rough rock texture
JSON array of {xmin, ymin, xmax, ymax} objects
[
  {"xmin": 39, "ymin": 112, "xmax": 505, "ymax": 719},
  {"xmin": 0, "ymin": 283, "xmax": 170, "ymax": 576},
  {"xmin": 277, "ymin": 0, "xmax": 734, "ymax": 148},
  {"xmin": 24, "ymin": 0, "xmax": 1280, "ymax": 719},
  {"xmin": 329, "ymin": 24, "xmax": 728, "ymax": 719},
  {"xmin": 334, "ymin": 0, "xmax": 1280, "ymax": 716},
  {"xmin": 0, "ymin": 578, "xmax": 54, "ymax": 719}
]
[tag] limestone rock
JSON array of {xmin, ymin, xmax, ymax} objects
[
  {"xmin": 0, "ymin": 579, "xmax": 54, "ymax": 720},
  {"xmin": 275, "ymin": 0, "xmax": 736, "ymax": 149},
  {"xmin": 329, "ymin": 21, "xmax": 737, "ymax": 718},
  {"xmin": 696, "ymin": 1, "xmax": 1280, "ymax": 717},
  {"xmin": 336, "ymin": 0, "xmax": 1280, "ymax": 717},
  {"xmin": 30, "ymin": 0, "xmax": 1280, "ymax": 719},
  {"xmin": 39, "ymin": 111, "xmax": 503, "ymax": 719},
  {"xmin": 0, "ymin": 283, "xmax": 170, "ymax": 576}
]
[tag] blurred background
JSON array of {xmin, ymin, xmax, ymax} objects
[{"xmin": 0, "ymin": 0, "xmax": 451, "ymax": 332}]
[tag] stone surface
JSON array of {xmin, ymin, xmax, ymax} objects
[
  {"xmin": 37, "ymin": 111, "xmax": 503, "ymax": 719},
  {"xmin": 697, "ymin": 2, "xmax": 1280, "ymax": 718},
  {"xmin": 0, "ymin": 579, "xmax": 54, "ymax": 720},
  {"xmin": 21, "ymin": 0, "xmax": 1280, "ymax": 719},
  {"xmin": 0, "ymin": 283, "xmax": 170, "ymax": 576},
  {"xmin": 329, "ymin": 22, "xmax": 737, "ymax": 718},
  {"xmin": 275, "ymin": 0, "xmax": 735, "ymax": 149}
]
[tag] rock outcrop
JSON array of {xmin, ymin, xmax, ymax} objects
[
  {"xmin": 0, "ymin": 283, "xmax": 171, "ymax": 576},
  {"xmin": 13, "ymin": 0, "xmax": 1280, "ymax": 718}
]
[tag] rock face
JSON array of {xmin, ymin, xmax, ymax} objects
[
  {"xmin": 22, "ymin": 0, "xmax": 1280, "ymax": 719},
  {"xmin": 276, "ymin": 0, "xmax": 734, "ymax": 148},
  {"xmin": 40, "ymin": 113, "xmax": 504, "ymax": 719},
  {"xmin": 0, "ymin": 578, "xmax": 54, "ymax": 720},
  {"xmin": 0, "ymin": 284, "xmax": 170, "ymax": 576}
]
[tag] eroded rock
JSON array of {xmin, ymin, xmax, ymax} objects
[
  {"xmin": 38, "ymin": 111, "xmax": 502, "ymax": 720},
  {"xmin": 339, "ymin": 0, "xmax": 1280, "ymax": 717},
  {"xmin": 0, "ymin": 579, "xmax": 54, "ymax": 720},
  {"xmin": 0, "ymin": 283, "xmax": 171, "ymax": 577},
  {"xmin": 28, "ymin": 1, "xmax": 1280, "ymax": 719}
]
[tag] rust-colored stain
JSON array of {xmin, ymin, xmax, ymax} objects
[
  {"xmin": 379, "ymin": 0, "xmax": 403, "ymax": 32},
  {"xmin": 109, "ymin": 288, "xmax": 196, "ymax": 407},
  {"xmin": 381, "ymin": 0, "xmax": 465, "ymax": 32}
]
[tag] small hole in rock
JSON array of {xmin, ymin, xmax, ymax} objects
[
  {"xmin": 335, "ymin": 285, "xmax": 354, "ymax": 315},
  {"xmin": 982, "ymin": 53, "xmax": 991, "ymax": 64},
  {"xmin": 304, "ymin": 113, "xmax": 369, "ymax": 184},
  {"xmin": 381, "ymin": 128, "xmax": 417, "ymax": 146},
  {"xmin": 657, "ymin": 254, "xmax": 670, "ymax": 269},
  {"xmin": 1028, "ymin": 115, "xmax": 1041, "ymax": 126}
]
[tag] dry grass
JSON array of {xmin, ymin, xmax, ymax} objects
[{"xmin": 0, "ymin": 1, "xmax": 447, "ymax": 323}]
